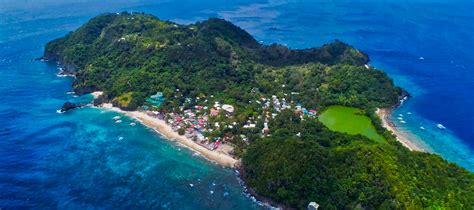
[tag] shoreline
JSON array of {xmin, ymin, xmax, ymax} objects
[
  {"xmin": 88, "ymin": 93, "xmax": 275, "ymax": 208},
  {"xmin": 90, "ymin": 91, "xmax": 103, "ymax": 98},
  {"xmin": 376, "ymin": 108, "xmax": 424, "ymax": 152},
  {"xmin": 95, "ymin": 101, "xmax": 238, "ymax": 168}
]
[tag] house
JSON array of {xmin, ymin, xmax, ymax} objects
[
  {"xmin": 222, "ymin": 104, "xmax": 234, "ymax": 113},
  {"xmin": 195, "ymin": 105, "xmax": 204, "ymax": 110},
  {"xmin": 262, "ymin": 122, "xmax": 270, "ymax": 135},
  {"xmin": 243, "ymin": 123, "xmax": 256, "ymax": 128},
  {"xmin": 262, "ymin": 127, "xmax": 270, "ymax": 135},
  {"xmin": 210, "ymin": 108, "xmax": 219, "ymax": 116}
]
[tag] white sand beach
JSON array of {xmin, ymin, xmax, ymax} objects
[
  {"xmin": 376, "ymin": 108, "xmax": 424, "ymax": 152},
  {"xmin": 98, "ymin": 103, "xmax": 238, "ymax": 167}
]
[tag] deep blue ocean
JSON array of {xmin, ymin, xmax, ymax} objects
[{"xmin": 1, "ymin": 0, "xmax": 473, "ymax": 208}]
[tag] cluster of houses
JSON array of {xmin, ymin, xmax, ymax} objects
[
  {"xmin": 295, "ymin": 103, "xmax": 318, "ymax": 118},
  {"xmin": 144, "ymin": 94, "xmax": 238, "ymax": 150},
  {"xmin": 143, "ymin": 90, "xmax": 318, "ymax": 150},
  {"xmin": 258, "ymin": 95, "xmax": 318, "ymax": 134}
]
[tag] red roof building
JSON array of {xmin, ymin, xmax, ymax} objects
[{"xmin": 210, "ymin": 108, "xmax": 219, "ymax": 116}]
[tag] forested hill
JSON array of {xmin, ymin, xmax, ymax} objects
[
  {"xmin": 44, "ymin": 12, "xmax": 474, "ymax": 209},
  {"xmin": 44, "ymin": 12, "xmax": 389, "ymax": 111}
]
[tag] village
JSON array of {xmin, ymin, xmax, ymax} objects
[{"xmin": 139, "ymin": 88, "xmax": 318, "ymax": 155}]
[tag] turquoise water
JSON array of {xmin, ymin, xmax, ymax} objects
[
  {"xmin": 1, "ymin": 0, "xmax": 473, "ymax": 208},
  {"xmin": 0, "ymin": 53, "xmax": 261, "ymax": 208}
]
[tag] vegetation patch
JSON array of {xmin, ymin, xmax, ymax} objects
[{"xmin": 319, "ymin": 105, "xmax": 385, "ymax": 142}]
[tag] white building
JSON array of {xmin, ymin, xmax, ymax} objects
[{"xmin": 222, "ymin": 104, "xmax": 234, "ymax": 113}]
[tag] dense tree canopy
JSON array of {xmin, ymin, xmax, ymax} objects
[
  {"xmin": 45, "ymin": 12, "xmax": 387, "ymax": 110},
  {"xmin": 243, "ymin": 111, "xmax": 474, "ymax": 209}
]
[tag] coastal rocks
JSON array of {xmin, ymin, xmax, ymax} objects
[
  {"xmin": 43, "ymin": 51, "xmax": 60, "ymax": 61},
  {"xmin": 42, "ymin": 51, "xmax": 78, "ymax": 77},
  {"xmin": 33, "ymin": 56, "xmax": 48, "ymax": 61},
  {"xmin": 73, "ymin": 85, "xmax": 97, "ymax": 96},
  {"xmin": 34, "ymin": 54, "xmax": 76, "ymax": 76},
  {"xmin": 59, "ymin": 101, "xmax": 90, "ymax": 113},
  {"xmin": 393, "ymin": 91, "xmax": 410, "ymax": 109},
  {"xmin": 60, "ymin": 102, "xmax": 77, "ymax": 112},
  {"xmin": 236, "ymin": 166, "xmax": 285, "ymax": 209},
  {"xmin": 93, "ymin": 94, "xmax": 107, "ymax": 106},
  {"xmin": 57, "ymin": 66, "xmax": 76, "ymax": 77}
]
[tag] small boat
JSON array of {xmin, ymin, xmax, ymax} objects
[
  {"xmin": 210, "ymin": 191, "xmax": 214, "ymax": 194},
  {"xmin": 118, "ymin": 136, "xmax": 124, "ymax": 141},
  {"xmin": 400, "ymin": 121, "xmax": 406, "ymax": 124},
  {"xmin": 113, "ymin": 116, "xmax": 121, "ymax": 120},
  {"xmin": 420, "ymin": 126, "xmax": 425, "ymax": 130},
  {"xmin": 130, "ymin": 122, "xmax": 136, "ymax": 126},
  {"xmin": 115, "ymin": 120, "xmax": 122, "ymax": 123},
  {"xmin": 397, "ymin": 117, "xmax": 403, "ymax": 120},
  {"xmin": 419, "ymin": 57, "xmax": 425, "ymax": 60},
  {"xmin": 437, "ymin": 124, "xmax": 446, "ymax": 129},
  {"xmin": 399, "ymin": 114, "xmax": 404, "ymax": 117},
  {"xmin": 407, "ymin": 112, "xmax": 412, "ymax": 115},
  {"xmin": 189, "ymin": 183, "xmax": 194, "ymax": 187}
]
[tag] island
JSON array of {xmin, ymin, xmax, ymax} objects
[{"xmin": 44, "ymin": 12, "xmax": 474, "ymax": 209}]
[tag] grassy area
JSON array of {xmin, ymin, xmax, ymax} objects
[{"xmin": 319, "ymin": 105, "xmax": 385, "ymax": 142}]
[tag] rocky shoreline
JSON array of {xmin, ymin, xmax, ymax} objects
[{"xmin": 236, "ymin": 166, "xmax": 289, "ymax": 209}]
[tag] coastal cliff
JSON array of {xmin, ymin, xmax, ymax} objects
[{"xmin": 44, "ymin": 12, "xmax": 474, "ymax": 209}]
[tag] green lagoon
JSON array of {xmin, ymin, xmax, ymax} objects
[{"xmin": 319, "ymin": 106, "xmax": 385, "ymax": 142}]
